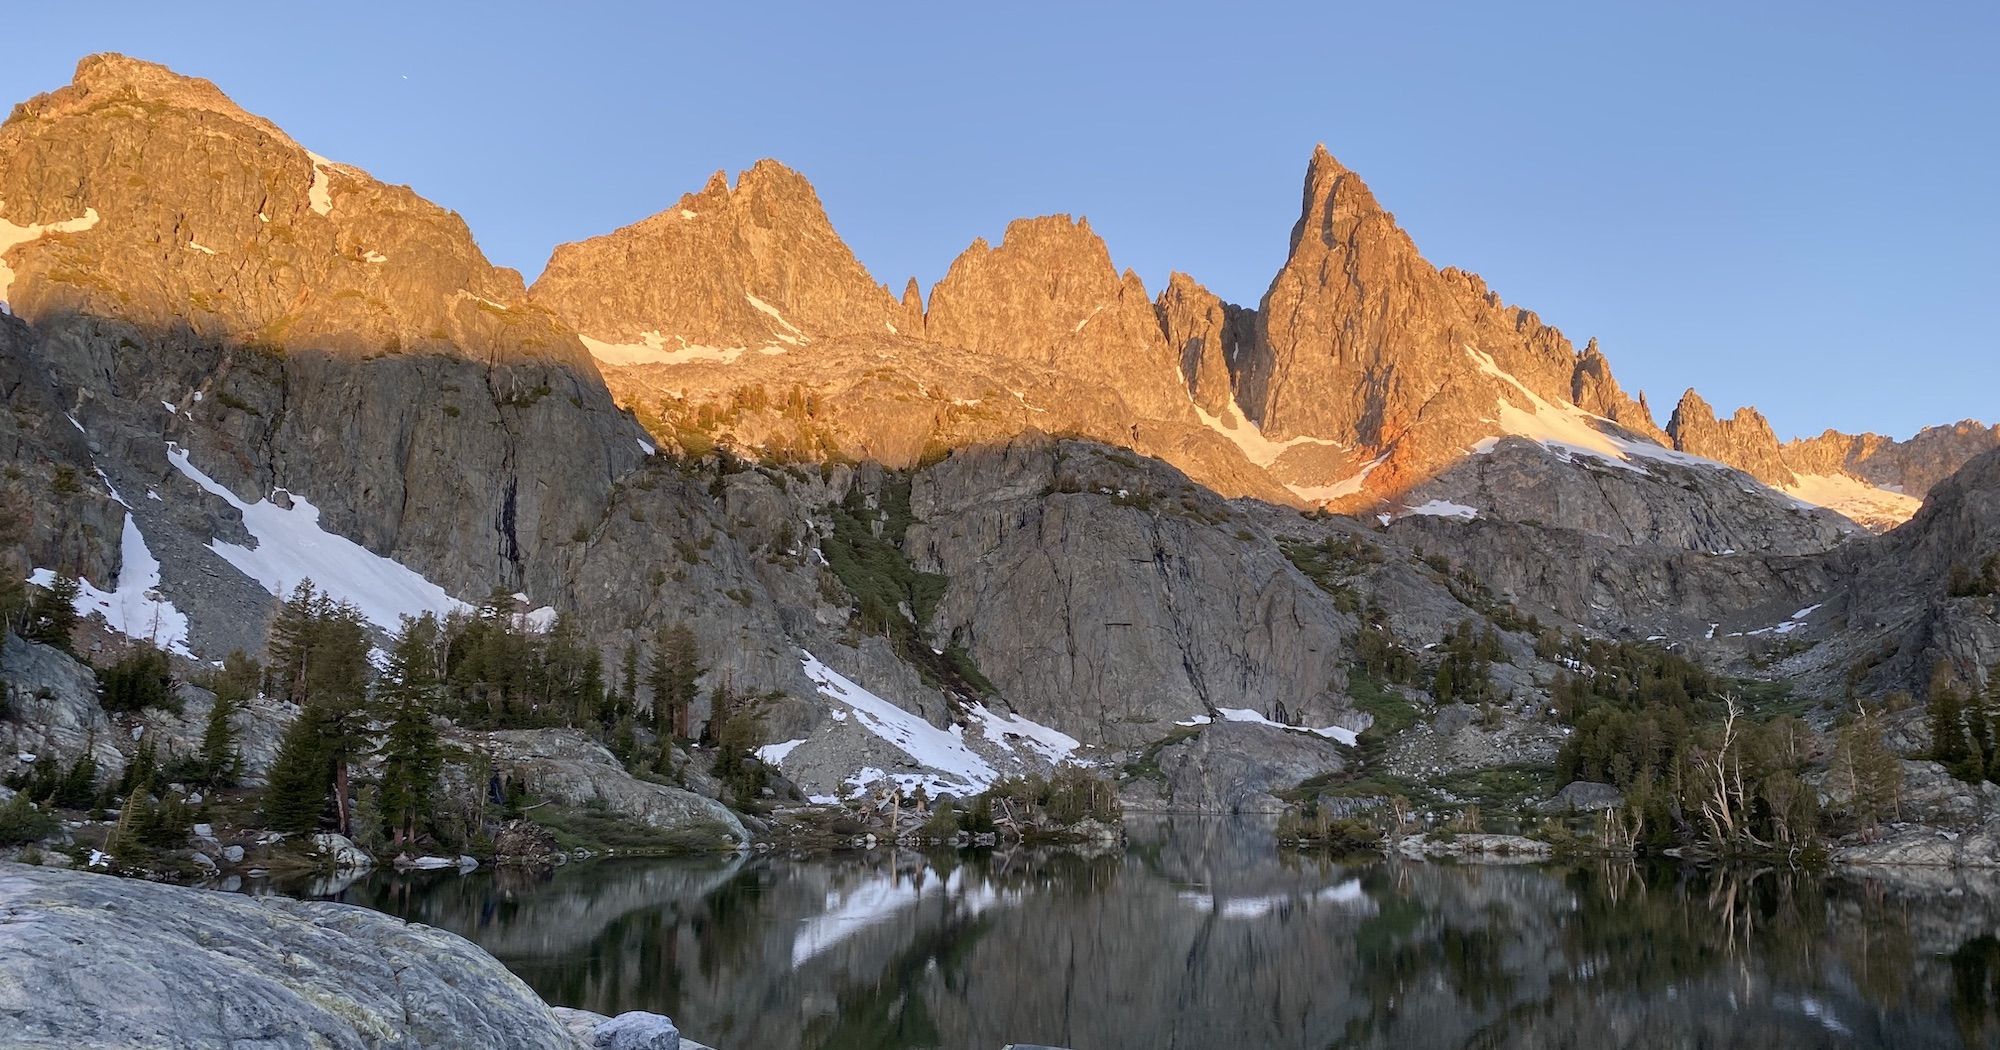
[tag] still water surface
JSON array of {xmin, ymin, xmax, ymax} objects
[{"xmin": 274, "ymin": 818, "xmax": 2000, "ymax": 1049}]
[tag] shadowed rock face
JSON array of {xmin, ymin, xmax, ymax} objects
[
  {"xmin": 1817, "ymin": 447, "xmax": 2000, "ymax": 698},
  {"xmin": 0, "ymin": 53, "xmax": 644, "ymax": 610}
]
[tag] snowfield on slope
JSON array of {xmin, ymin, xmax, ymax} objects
[
  {"xmin": 167, "ymin": 443, "xmax": 468, "ymax": 632},
  {"xmin": 1782, "ymin": 472, "xmax": 1922, "ymax": 530},
  {"xmin": 779, "ymin": 651, "xmax": 1085, "ymax": 799},
  {"xmin": 1465, "ymin": 347, "xmax": 1714, "ymax": 474}
]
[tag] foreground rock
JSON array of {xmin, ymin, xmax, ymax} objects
[{"xmin": 0, "ymin": 863, "xmax": 698, "ymax": 1048}]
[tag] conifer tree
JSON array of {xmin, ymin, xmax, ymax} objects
[
  {"xmin": 264, "ymin": 703, "xmax": 335, "ymax": 834},
  {"xmin": 1432, "ymin": 661, "xmax": 1457, "ymax": 705},
  {"xmin": 0, "ymin": 498, "xmax": 26, "ymax": 631},
  {"xmin": 197, "ymin": 651, "xmax": 259, "ymax": 788},
  {"xmin": 258, "ymin": 583, "xmax": 372, "ymax": 834},
  {"xmin": 376, "ymin": 614, "xmax": 445, "ymax": 848},
  {"xmin": 648, "ymin": 623, "xmax": 701, "ymax": 740},
  {"xmin": 1834, "ymin": 701, "xmax": 1903, "ymax": 832},
  {"xmin": 51, "ymin": 745, "xmax": 99, "ymax": 810},
  {"xmin": 24, "ymin": 574, "xmax": 80, "ymax": 652},
  {"xmin": 97, "ymin": 641, "xmax": 175, "ymax": 714},
  {"xmin": 1930, "ymin": 681, "xmax": 1976, "ymax": 780}
]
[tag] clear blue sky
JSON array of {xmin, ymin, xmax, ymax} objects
[{"xmin": 7, "ymin": 2, "xmax": 1993, "ymax": 440}]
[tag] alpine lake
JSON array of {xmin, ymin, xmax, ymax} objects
[{"xmin": 248, "ymin": 816, "xmax": 2000, "ymax": 1050}]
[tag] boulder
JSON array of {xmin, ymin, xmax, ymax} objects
[
  {"xmin": 555, "ymin": 1006, "xmax": 712, "ymax": 1050},
  {"xmin": 1835, "ymin": 820, "xmax": 2000, "ymax": 868},
  {"xmin": 0, "ymin": 863, "xmax": 585, "ymax": 1048},
  {"xmin": 308, "ymin": 833, "xmax": 373, "ymax": 874},
  {"xmin": 474, "ymin": 729, "xmax": 747, "ymax": 845},
  {"xmin": 1537, "ymin": 781, "xmax": 1624, "ymax": 815}
]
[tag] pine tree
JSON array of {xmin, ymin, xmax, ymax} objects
[
  {"xmin": 97, "ymin": 642, "xmax": 176, "ymax": 714},
  {"xmin": 264, "ymin": 704, "xmax": 335, "ymax": 834},
  {"xmin": 376, "ymin": 615, "xmax": 445, "ymax": 848},
  {"xmin": 619, "ymin": 644, "xmax": 640, "ymax": 712},
  {"xmin": 1432, "ymin": 661, "xmax": 1457, "ymax": 705},
  {"xmin": 197, "ymin": 651, "xmax": 259, "ymax": 788},
  {"xmin": 50, "ymin": 745, "xmax": 99, "ymax": 809},
  {"xmin": 259, "ymin": 585, "xmax": 372, "ymax": 835},
  {"xmin": 197, "ymin": 689, "xmax": 242, "ymax": 789},
  {"xmin": 1930, "ymin": 682, "xmax": 1975, "ymax": 778},
  {"xmin": 1835, "ymin": 702, "xmax": 1903, "ymax": 832},
  {"xmin": 24, "ymin": 574, "xmax": 81, "ymax": 652},
  {"xmin": 648, "ymin": 623, "xmax": 701, "ymax": 741},
  {"xmin": 265, "ymin": 580, "xmax": 324, "ymax": 703}
]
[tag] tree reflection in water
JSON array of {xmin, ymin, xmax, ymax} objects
[{"xmin": 265, "ymin": 818, "xmax": 1999, "ymax": 1050}]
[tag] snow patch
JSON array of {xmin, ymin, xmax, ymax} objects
[
  {"xmin": 801, "ymin": 651, "xmax": 997, "ymax": 797},
  {"xmin": 1782, "ymin": 472, "xmax": 1921, "ymax": 530},
  {"xmin": 969, "ymin": 702, "xmax": 1081, "ymax": 764},
  {"xmin": 1287, "ymin": 452, "xmax": 1389, "ymax": 504},
  {"xmin": 637, "ymin": 438, "xmax": 657, "ymax": 456},
  {"xmin": 580, "ymin": 332, "xmax": 746, "ymax": 367},
  {"xmin": 1192, "ymin": 398, "xmax": 1342, "ymax": 470},
  {"xmin": 305, "ymin": 152, "xmax": 337, "ymax": 216},
  {"xmin": 27, "ymin": 479, "xmax": 192, "ymax": 657},
  {"xmin": 363, "ymin": 250, "xmax": 387, "ymax": 264},
  {"xmin": 1215, "ymin": 707, "xmax": 1357, "ymax": 746},
  {"xmin": 745, "ymin": 293, "xmax": 806, "ymax": 342},
  {"xmin": 756, "ymin": 739, "xmax": 806, "ymax": 765},
  {"xmin": 166, "ymin": 443, "xmax": 468, "ymax": 631},
  {"xmin": 0, "ymin": 198, "xmax": 101, "ymax": 305},
  {"xmin": 184, "ymin": 240, "xmax": 216, "ymax": 256},
  {"xmin": 1464, "ymin": 347, "xmax": 1716, "ymax": 475},
  {"xmin": 1397, "ymin": 499, "xmax": 1479, "ymax": 521}
]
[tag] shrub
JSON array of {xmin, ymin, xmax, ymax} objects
[{"xmin": 0, "ymin": 792, "xmax": 58, "ymax": 847}]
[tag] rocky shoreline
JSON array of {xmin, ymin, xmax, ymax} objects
[{"xmin": 0, "ymin": 862, "xmax": 714, "ymax": 1049}]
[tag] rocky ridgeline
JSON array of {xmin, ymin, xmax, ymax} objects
[
  {"xmin": 531, "ymin": 136, "xmax": 1993, "ymax": 536},
  {"xmin": 1786, "ymin": 420, "xmax": 2000, "ymax": 498}
]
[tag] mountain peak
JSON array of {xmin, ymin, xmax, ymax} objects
[
  {"xmin": 1667, "ymin": 390, "xmax": 1794, "ymax": 486},
  {"xmin": 7, "ymin": 53, "xmax": 293, "ymax": 150},
  {"xmin": 532, "ymin": 159, "xmax": 899, "ymax": 356}
]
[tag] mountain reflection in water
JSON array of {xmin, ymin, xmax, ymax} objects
[{"xmin": 270, "ymin": 817, "xmax": 2000, "ymax": 1049}]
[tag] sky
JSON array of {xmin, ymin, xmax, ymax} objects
[{"xmin": 4, "ymin": 2, "xmax": 1993, "ymax": 440}]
